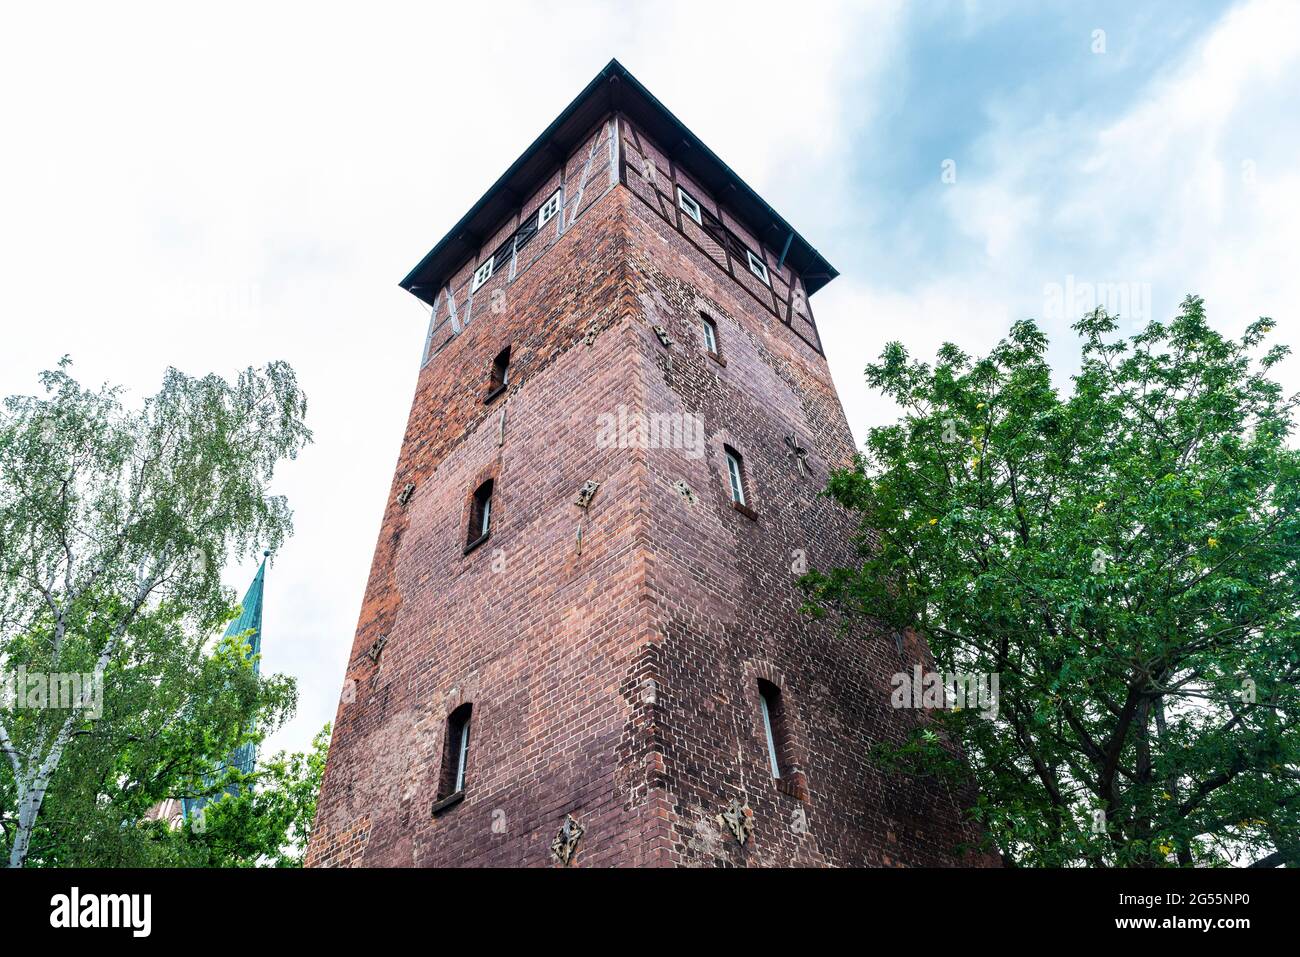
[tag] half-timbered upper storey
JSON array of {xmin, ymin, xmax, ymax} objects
[{"xmin": 402, "ymin": 59, "xmax": 838, "ymax": 363}]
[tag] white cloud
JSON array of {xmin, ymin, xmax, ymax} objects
[
  {"xmin": 0, "ymin": 0, "xmax": 904, "ymax": 757},
  {"xmin": 822, "ymin": 0, "xmax": 1300, "ymax": 456},
  {"xmin": 5, "ymin": 0, "xmax": 1295, "ymax": 765}
]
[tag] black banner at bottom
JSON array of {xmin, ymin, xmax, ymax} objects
[{"xmin": 0, "ymin": 865, "xmax": 1288, "ymax": 943}]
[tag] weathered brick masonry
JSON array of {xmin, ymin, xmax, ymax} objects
[{"xmin": 307, "ymin": 62, "xmax": 991, "ymax": 868}]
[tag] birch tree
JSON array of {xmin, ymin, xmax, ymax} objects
[{"xmin": 0, "ymin": 358, "xmax": 310, "ymax": 867}]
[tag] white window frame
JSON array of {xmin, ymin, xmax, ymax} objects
[
  {"xmin": 453, "ymin": 716, "xmax": 470, "ymax": 792},
  {"xmin": 471, "ymin": 257, "xmax": 495, "ymax": 293},
  {"xmin": 479, "ymin": 493, "xmax": 492, "ymax": 538},
  {"xmin": 701, "ymin": 315, "xmax": 718, "ymax": 354},
  {"xmin": 746, "ymin": 249, "xmax": 771, "ymax": 286},
  {"xmin": 726, "ymin": 449, "xmax": 746, "ymax": 506},
  {"xmin": 759, "ymin": 686, "xmax": 781, "ymax": 779},
  {"xmin": 677, "ymin": 187, "xmax": 702, "ymax": 226},
  {"xmin": 537, "ymin": 189, "xmax": 562, "ymax": 229}
]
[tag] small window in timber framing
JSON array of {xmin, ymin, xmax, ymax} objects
[
  {"xmin": 433, "ymin": 703, "xmax": 472, "ymax": 812},
  {"xmin": 677, "ymin": 187, "xmax": 703, "ymax": 226},
  {"xmin": 746, "ymin": 249, "xmax": 771, "ymax": 286},
  {"xmin": 471, "ymin": 257, "xmax": 495, "ymax": 292},
  {"xmin": 466, "ymin": 479, "xmax": 493, "ymax": 551},
  {"xmin": 537, "ymin": 189, "xmax": 562, "ymax": 229},
  {"xmin": 486, "ymin": 346, "xmax": 511, "ymax": 401}
]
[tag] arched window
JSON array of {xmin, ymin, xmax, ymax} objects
[
  {"xmin": 700, "ymin": 314, "xmax": 719, "ymax": 356},
  {"xmin": 486, "ymin": 346, "xmax": 511, "ymax": 401},
  {"xmin": 467, "ymin": 479, "xmax": 493, "ymax": 549},
  {"xmin": 724, "ymin": 446, "xmax": 747, "ymax": 507},
  {"xmin": 439, "ymin": 703, "xmax": 472, "ymax": 799},
  {"xmin": 757, "ymin": 680, "xmax": 786, "ymax": 779}
]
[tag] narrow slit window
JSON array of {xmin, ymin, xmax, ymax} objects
[
  {"xmin": 677, "ymin": 187, "xmax": 703, "ymax": 226},
  {"xmin": 758, "ymin": 682, "xmax": 782, "ymax": 778},
  {"xmin": 468, "ymin": 479, "xmax": 493, "ymax": 547},
  {"xmin": 746, "ymin": 249, "xmax": 770, "ymax": 286},
  {"xmin": 701, "ymin": 314, "xmax": 718, "ymax": 355},
  {"xmin": 453, "ymin": 713, "xmax": 469, "ymax": 791},
  {"xmin": 471, "ymin": 257, "xmax": 494, "ymax": 292},
  {"xmin": 440, "ymin": 704, "xmax": 472, "ymax": 797},
  {"xmin": 537, "ymin": 189, "xmax": 562, "ymax": 228},
  {"xmin": 488, "ymin": 346, "xmax": 511, "ymax": 397},
  {"xmin": 724, "ymin": 446, "xmax": 746, "ymax": 507}
]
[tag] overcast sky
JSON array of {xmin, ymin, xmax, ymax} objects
[{"xmin": 2, "ymin": 0, "xmax": 1297, "ymax": 758}]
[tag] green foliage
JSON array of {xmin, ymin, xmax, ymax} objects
[
  {"xmin": 181, "ymin": 723, "xmax": 331, "ymax": 868},
  {"xmin": 0, "ymin": 358, "xmax": 311, "ymax": 867},
  {"xmin": 804, "ymin": 297, "xmax": 1300, "ymax": 866}
]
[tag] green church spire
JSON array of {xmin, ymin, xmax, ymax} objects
[
  {"xmin": 223, "ymin": 551, "xmax": 268, "ymax": 674},
  {"xmin": 183, "ymin": 552, "xmax": 270, "ymax": 821}
]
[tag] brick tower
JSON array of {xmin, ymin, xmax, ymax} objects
[{"xmin": 307, "ymin": 60, "xmax": 988, "ymax": 868}]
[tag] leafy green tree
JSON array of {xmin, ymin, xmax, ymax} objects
[
  {"xmin": 182, "ymin": 723, "xmax": 331, "ymax": 867},
  {"xmin": 804, "ymin": 297, "xmax": 1300, "ymax": 866},
  {"xmin": 0, "ymin": 358, "xmax": 311, "ymax": 867}
]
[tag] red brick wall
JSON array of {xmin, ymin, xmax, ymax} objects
[
  {"xmin": 619, "ymin": 181, "xmax": 990, "ymax": 866},
  {"xmin": 306, "ymin": 118, "xmax": 991, "ymax": 867}
]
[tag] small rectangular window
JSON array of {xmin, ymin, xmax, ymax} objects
[
  {"xmin": 746, "ymin": 249, "xmax": 770, "ymax": 286},
  {"xmin": 537, "ymin": 189, "xmax": 562, "ymax": 228},
  {"xmin": 471, "ymin": 257, "xmax": 494, "ymax": 292},
  {"xmin": 725, "ymin": 447, "xmax": 746, "ymax": 507},
  {"xmin": 701, "ymin": 315, "xmax": 718, "ymax": 355},
  {"xmin": 677, "ymin": 187, "xmax": 702, "ymax": 226}
]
